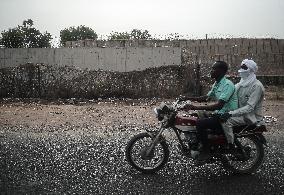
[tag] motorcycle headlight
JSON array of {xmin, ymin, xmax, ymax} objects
[
  {"xmin": 154, "ymin": 108, "xmax": 159, "ymax": 117},
  {"xmin": 153, "ymin": 108, "xmax": 164, "ymax": 121}
]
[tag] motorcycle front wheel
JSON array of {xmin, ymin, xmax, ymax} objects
[
  {"xmin": 125, "ymin": 132, "xmax": 169, "ymax": 174},
  {"xmin": 221, "ymin": 135, "xmax": 264, "ymax": 174}
]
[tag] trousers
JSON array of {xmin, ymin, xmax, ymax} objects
[
  {"xmin": 196, "ymin": 116, "xmax": 223, "ymax": 148},
  {"xmin": 221, "ymin": 116, "xmax": 246, "ymax": 144}
]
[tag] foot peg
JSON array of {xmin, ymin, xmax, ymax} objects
[{"xmin": 190, "ymin": 150, "xmax": 200, "ymax": 159}]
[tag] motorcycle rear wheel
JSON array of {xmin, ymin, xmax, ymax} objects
[
  {"xmin": 125, "ymin": 132, "xmax": 169, "ymax": 174},
  {"xmin": 221, "ymin": 135, "xmax": 264, "ymax": 174}
]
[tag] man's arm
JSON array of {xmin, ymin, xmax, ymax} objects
[
  {"xmin": 185, "ymin": 82, "xmax": 234, "ymax": 111},
  {"xmin": 230, "ymin": 85, "xmax": 264, "ymax": 117},
  {"xmin": 187, "ymin": 99, "xmax": 226, "ymax": 111},
  {"xmin": 181, "ymin": 95, "xmax": 208, "ymax": 102}
]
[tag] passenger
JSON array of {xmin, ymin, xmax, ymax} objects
[{"xmin": 220, "ymin": 59, "xmax": 265, "ymax": 147}]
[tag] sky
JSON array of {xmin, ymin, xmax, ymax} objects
[{"xmin": 0, "ymin": 0, "xmax": 284, "ymax": 45}]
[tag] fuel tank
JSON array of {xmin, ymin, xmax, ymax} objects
[{"xmin": 175, "ymin": 115, "xmax": 197, "ymax": 131}]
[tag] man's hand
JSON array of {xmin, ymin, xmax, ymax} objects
[
  {"xmin": 219, "ymin": 112, "xmax": 232, "ymax": 122},
  {"xmin": 178, "ymin": 95, "xmax": 208, "ymax": 103},
  {"xmin": 184, "ymin": 104, "xmax": 197, "ymax": 110},
  {"xmin": 178, "ymin": 95, "xmax": 187, "ymax": 101}
]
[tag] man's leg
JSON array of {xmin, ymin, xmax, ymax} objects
[
  {"xmin": 222, "ymin": 116, "xmax": 246, "ymax": 144},
  {"xmin": 196, "ymin": 117, "xmax": 223, "ymax": 149}
]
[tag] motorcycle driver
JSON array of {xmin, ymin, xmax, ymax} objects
[
  {"xmin": 181, "ymin": 61, "xmax": 238, "ymax": 158},
  {"xmin": 221, "ymin": 59, "xmax": 265, "ymax": 144}
]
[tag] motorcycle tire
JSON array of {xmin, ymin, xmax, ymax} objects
[
  {"xmin": 221, "ymin": 135, "xmax": 264, "ymax": 174},
  {"xmin": 125, "ymin": 132, "xmax": 169, "ymax": 174}
]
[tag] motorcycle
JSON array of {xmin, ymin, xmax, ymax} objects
[{"xmin": 125, "ymin": 99, "xmax": 268, "ymax": 174}]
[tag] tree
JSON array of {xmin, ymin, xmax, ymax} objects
[
  {"xmin": 130, "ymin": 29, "xmax": 151, "ymax": 40},
  {"xmin": 60, "ymin": 25, "xmax": 98, "ymax": 46},
  {"xmin": 23, "ymin": 19, "xmax": 34, "ymax": 28},
  {"xmin": 0, "ymin": 28, "xmax": 24, "ymax": 48},
  {"xmin": 108, "ymin": 29, "xmax": 152, "ymax": 40},
  {"xmin": 108, "ymin": 31, "xmax": 131, "ymax": 40},
  {"xmin": 0, "ymin": 19, "xmax": 52, "ymax": 48},
  {"xmin": 164, "ymin": 33, "xmax": 183, "ymax": 40}
]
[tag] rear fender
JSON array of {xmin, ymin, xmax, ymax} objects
[
  {"xmin": 236, "ymin": 133, "xmax": 268, "ymax": 147},
  {"xmin": 255, "ymin": 133, "xmax": 268, "ymax": 147}
]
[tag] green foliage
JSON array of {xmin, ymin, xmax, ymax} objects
[
  {"xmin": 108, "ymin": 31, "xmax": 131, "ymax": 40},
  {"xmin": 0, "ymin": 28, "xmax": 24, "ymax": 48},
  {"xmin": 22, "ymin": 19, "xmax": 34, "ymax": 28},
  {"xmin": 164, "ymin": 33, "xmax": 183, "ymax": 40},
  {"xmin": 0, "ymin": 19, "xmax": 52, "ymax": 48},
  {"xmin": 130, "ymin": 29, "xmax": 151, "ymax": 40},
  {"xmin": 108, "ymin": 29, "xmax": 152, "ymax": 40},
  {"xmin": 60, "ymin": 25, "xmax": 98, "ymax": 46}
]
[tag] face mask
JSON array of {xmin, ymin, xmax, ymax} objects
[{"xmin": 238, "ymin": 69, "xmax": 250, "ymax": 79}]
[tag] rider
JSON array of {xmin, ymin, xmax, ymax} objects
[
  {"xmin": 221, "ymin": 59, "xmax": 265, "ymax": 143},
  {"xmin": 182, "ymin": 61, "xmax": 238, "ymax": 158}
]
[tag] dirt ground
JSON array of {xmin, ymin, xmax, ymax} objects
[
  {"xmin": 0, "ymin": 98, "xmax": 162, "ymax": 139},
  {"xmin": 0, "ymin": 98, "xmax": 283, "ymax": 136}
]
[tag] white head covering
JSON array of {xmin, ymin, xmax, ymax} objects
[
  {"xmin": 241, "ymin": 59, "xmax": 258, "ymax": 73},
  {"xmin": 237, "ymin": 59, "xmax": 258, "ymax": 87}
]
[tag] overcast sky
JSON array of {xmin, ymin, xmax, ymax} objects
[{"xmin": 1, "ymin": 0, "xmax": 284, "ymax": 43}]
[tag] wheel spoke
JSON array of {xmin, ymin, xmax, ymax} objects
[{"xmin": 130, "ymin": 136, "xmax": 165, "ymax": 170}]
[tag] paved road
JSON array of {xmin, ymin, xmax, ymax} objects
[{"xmin": 0, "ymin": 127, "xmax": 283, "ymax": 195}]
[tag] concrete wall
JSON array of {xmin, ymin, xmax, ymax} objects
[
  {"xmin": 66, "ymin": 38, "xmax": 284, "ymax": 75},
  {"xmin": 0, "ymin": 47, "xmax": 181, "ymax": 72},
  {"xmin": 1, "ymin": 38, "xmax": 283, "ymax": 75},
  {"xmin": 1, "ymin": 39, "xmax": 283, "ymax": 98}
]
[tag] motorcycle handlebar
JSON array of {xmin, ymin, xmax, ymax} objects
[{"xmin": 172, "ymin": 99, "xmax": 192, "ymax": 111}]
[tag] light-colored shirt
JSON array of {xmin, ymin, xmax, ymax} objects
[
  {"xmin": 230, "ymin": 79, "xmax": 265, "ymax": 124},
  {"xmin": 207, "ymin": 76, "xmax": 238, "ymax": 114}
]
